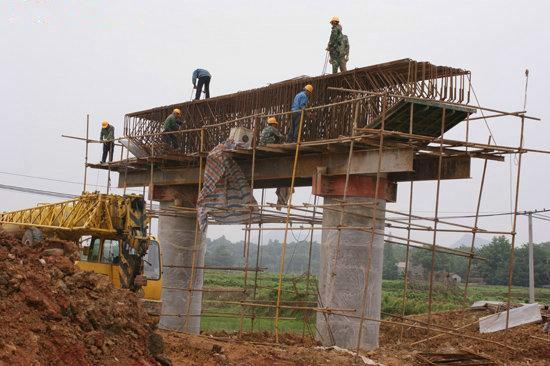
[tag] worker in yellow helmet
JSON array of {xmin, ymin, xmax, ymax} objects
[
  {"xmin": 259, "ymin": 117, "xmax": 285, "ymax": 145},
  {"xmin": 162, "ymin": 108, "xmax": 182, "ymax": 149},
  {"xmin": 288, "ymin": 85, "xmax": 313, "ymax": 142},
  {"xmin": 100, "ymin": 120, "xmax": 115, "ymax": 164},
  {"xmin": 326, "ymin": 16, "xmax": 349, "ymax": 74}
]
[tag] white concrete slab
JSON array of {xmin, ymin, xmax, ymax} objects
[{"xmin": 479, "ymin": 303, "xmax": 542, "ymax": 333}]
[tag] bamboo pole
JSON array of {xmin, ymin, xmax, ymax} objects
[
  {"xmin": 183, "ymin": 128, "xmax": 205, "ymax": 332},
  {"xmin": 83, "ymin": 114, "xmax": 90, "ymax": 192},
  {"xmin": 274, "ymin": 109, "xmax": 306, "ymax": 342},
  {"xmin": 250, "ymin": 189, "xmax": 265, "ymax": 332},
  {"xmin": 463, "ymin": 137, "xmax": 491, "ymax": 304},
  {"xmin": 427, "ymin": 108, "xmax": 446, "ymax": 330},
  {"xmin": 400, "ymin": 102, "xmax": 415, "ymax": 341},
  {"xmin": 505, "ymin": 116, "xmax": 525, "ymax": 329},
  {"xmin": 355, "ymin": 93, "xmax": 387, "ymax": 353}
]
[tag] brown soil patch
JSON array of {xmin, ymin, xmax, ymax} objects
[
  {"xmin": 372, "ymin": 309, "xmax": 550, "ymax": 365},
  {"xmin": 0, "ymin": 231, "xmax": 162, "ymax": 366},
  {"xmin": 160, "ymin": 330, "xmax": 358, "ymax": 366},
  {"xmin": 160, "ymin": 309, "xmax": 549, "ymax": 366}
]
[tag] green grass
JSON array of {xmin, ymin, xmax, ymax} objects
[{"xmin": 199, "ymin": 271, "xmax": 550, "ymax": 334}]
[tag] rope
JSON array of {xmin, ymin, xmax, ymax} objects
[{"xmin": 322, "ymin": 50, "xmax": 329, "ymax": 75}]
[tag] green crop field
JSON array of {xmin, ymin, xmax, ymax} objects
[{"xmin": 199, "ymin": 270, "xmax": 550, "ymax": 334}]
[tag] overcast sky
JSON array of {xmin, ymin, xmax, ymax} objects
[{"xmin": 1, "ymin": 0, "xmax": 549, "ymax": 248}]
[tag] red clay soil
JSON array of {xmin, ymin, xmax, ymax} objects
[
  {"xmin": 159, "ymin": 309, "xmax": 550, "ymax": 366},
  {"xmin": 159, "ymin": 330, "xmax": 359, "ymax": 366},
  {"xmin": 0, "ymin": 231, "xmax": 163, "ymax": 366},
  {"xmin": 373, "ymin": 309, "xmax": 550, "ymax": 366}
]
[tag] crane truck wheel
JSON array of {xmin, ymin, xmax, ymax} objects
[{"xmin": 22, "ymin": 227, "xmax": 43, "ymax": 247}]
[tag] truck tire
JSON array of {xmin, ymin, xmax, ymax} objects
[{"xmin": 22, "ymin": 227, "xmax": 43, "ymax": 247}]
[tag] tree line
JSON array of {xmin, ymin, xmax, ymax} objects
[{"xmin": 204, "ymin": 235, "xmax": 550, "ymax": 287}]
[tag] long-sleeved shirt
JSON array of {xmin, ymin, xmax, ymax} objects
[
  {"xmin": 100, "ymin": 125, "xmax": 115, "ymax": 141},
  {"xmin": 259, "ymin": 125, "xmax": 285, "ymax": 145},
  {"xmin": 291, "ymin": 91, "xmax": 309, "ymax": 111},
  {"xmin": 328, "ymin": 24, "xmax": 343, "ymax": 53},
  {"xmin": 163, "ymin": 114, "xmax": 180, "ymax": 131},
  {"xmin": 192, "ymin": 68, "xmax": 211, "ymax": 86}
]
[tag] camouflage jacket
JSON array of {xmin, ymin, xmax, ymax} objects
[
  {"xmin": 259, "ymin": 125, "xmax": 284, "ymax": 145},
  {"xmin": 328, "ymin": 24, "xmax": 343, "ymax": 53}
]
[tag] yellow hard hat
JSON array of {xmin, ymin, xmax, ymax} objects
[
  {"xmin": 330, "ymin": 16, "xmax": 340, "ymax": 23},
  {"xmin": 173, "ymin": 108, "xmax": 181, "ymax": 115},
  {"xmin": 101, "ymin": 120, "xmax": 108, "ymax": 128},
  {"xmin": 304, "ymin": 84, "xmax": 313, "ymax": 93},
  {"xmin": 267, "ymin": 117, "xmax": 278, "ymax": 125}
]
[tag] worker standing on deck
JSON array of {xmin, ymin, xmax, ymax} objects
[
  {"xmin": 192, "ymin": 68, "xmax": 211, "ymax": 100},
  {"xmin": 259, "ymin": 117, "xmax": 285, "ymax": 145},
  {"xmin": 326, "ymin": 16, "xmax": 349, "ymax": 74},
  {"xmin": 100, "ymin": 120, "xmax": 115, "ymax": 164},
  {"xmin": 163, "ymin": 108, "xmax": 182, "ymax": 149},
  {"xmin": 288, "ymin": 84, "xmax": 313, "ymax": 143}
]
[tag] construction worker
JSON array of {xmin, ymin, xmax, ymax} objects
[
  {"xmin": 326, "ymin": 16, "xmax": 348, "ymax": 74},
  {"xmin": 192, "ymin": 68, "xmax": 211, "ymax": 100},
  {"xmin": 163, "ymin": 108, "xmax": 182, "ymax": 149},
  {"xmin": 259, "ymin": 117, "xmax": 285, "ymax": 145},
  {"xmin": 100, "ymin": 120, "xmax": 115, "ymax": 164},
  {"xmin": 288, "ymin": 84, "xmax": 313, "ymax": 142}
]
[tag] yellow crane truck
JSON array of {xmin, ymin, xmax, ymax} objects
[{"xmin": 0, "ymin": 192, "xmax": 162, "ymax": 315}]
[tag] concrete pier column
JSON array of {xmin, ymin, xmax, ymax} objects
[
  {"xmin": 313, "ymin": 174, "xmax": 393, "ymax": 350},
  {"xmin": 158, "ymin": 201, "xmax": 206, "ymax": 333}
]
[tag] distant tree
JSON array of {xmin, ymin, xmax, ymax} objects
[
  {"xmin": 511, "ymin": 242, "xmax": 550, "ymax": 287},
  {"xmin": 475, "ymin": 236, "xmax": 511, "ymax": 285},
  {"xmin": 383, "ymin": 243, "xmax": 399, "ymax": 280},
  {"xmin": 208, "ymin": 245, "xmax": 237, "ymax": 267}
]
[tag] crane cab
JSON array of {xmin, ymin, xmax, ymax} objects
[{"xmin": 76, "ymin": 236, "xmax": 162, "ymax": 315}]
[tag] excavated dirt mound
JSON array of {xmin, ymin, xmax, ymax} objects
[{"xmin": 0, "ymin": 231, "xmax": 166, "ymax": 366}]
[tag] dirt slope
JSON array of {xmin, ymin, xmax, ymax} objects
[{"xmin": 0, "ymin": 231, "xmax": 162, "ymax": 366}]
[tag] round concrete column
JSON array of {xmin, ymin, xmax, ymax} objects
[
  {"xmin": 158, "ymin": 201, "xmax": 206, "ymax": 333},
  {"xmin": 316, "ymin": 196, "xmax": 386, "ymax": 350}
]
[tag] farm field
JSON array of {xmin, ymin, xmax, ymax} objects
[{"xmin": 199, "ymin": 270, "xmax": 550, "ymax": 333}]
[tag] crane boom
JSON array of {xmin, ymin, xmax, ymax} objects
[{"xmin": 0, "ymin": 192, "xmax": 150, "ymax": 291}]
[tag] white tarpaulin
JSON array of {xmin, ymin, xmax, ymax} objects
[{"xmin": 479, "ymin": 303, "xmax": 542, "ymax": 333}]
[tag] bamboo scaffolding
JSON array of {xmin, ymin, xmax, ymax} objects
[{"xmin": 77, "ymin": 64, "xmax": 541, "ymax": 359}]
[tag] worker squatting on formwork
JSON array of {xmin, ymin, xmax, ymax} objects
[
  {"xmin": 326, "ymin": 16, "xmax": 350, "ymax": 74},
  {"xmin": 192, "ymin": 68, "xmax": 211, "ymax": 100},
  {"xmin": 288, "ymin": 84, "xmax": 314, "ymax": 142},
  {"xmin": 162, "ymin": 108, "xmax": 182, "ymax": 149},
  {"xmin": 259, "ymin": 117, "xmax": 285, "ymax": 145},
  {"xmin": 100, "ymin": 120, "xmax": 115, "ymax": 164}
]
